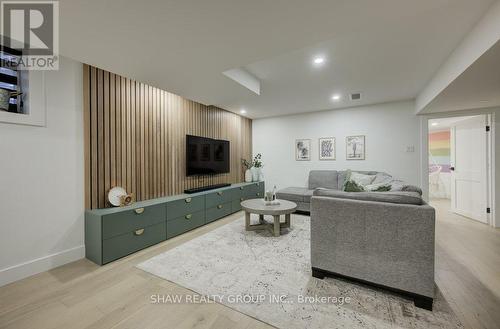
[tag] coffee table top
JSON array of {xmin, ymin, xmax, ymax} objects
[{"xmin": 241, "ymin": 199, "xmax": 297, "ymax": 215}]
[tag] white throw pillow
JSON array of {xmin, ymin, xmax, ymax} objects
[{"xmin": 350, "ymin": 172, "xmax": 376, "ymax": 187}]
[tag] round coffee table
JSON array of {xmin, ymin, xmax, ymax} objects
[{"xmin": 241, "ymin": 199, "xmax": 297, "ymax": 237}]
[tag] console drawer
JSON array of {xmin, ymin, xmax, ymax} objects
[
  {"xmin": 205, "ymin": 189, "xmax": 233, "ymax": 208},
  {"xmin": 102, "ymin": 221, "xmax": 166, "ymax": 264},
  {"xmin": 232, "ymin": 198, "xmax": 243, "ymax": 212},
  {"xmin": 205, "ymin": 202, "xmax": 232, "ymax": 223},
  {"xmin": 167, "ymin": 211, "xmax": 205, "ymax": 239},
  {"xmin": 244, "ymin": 182, "xmax": 265, "ymax": 198},
  {"xmin": 102, "ymin": 204, "xmax": 166, "ymax": 239},
  {"xmin": 166, "ymin": 195, "xmax": 204, "ymax": 221}
]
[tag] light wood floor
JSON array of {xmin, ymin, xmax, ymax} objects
[
  {"xmin": 1, "ymin": 202, "xmax": 499, "ymax": 329},
  {"xmin": 432, "ymin": 199, "xmax": 500, "ymax": 329}
]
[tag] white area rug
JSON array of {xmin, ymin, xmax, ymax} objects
[{"xmin": 137, "ymin": 215, "xmax": 462, "ymax": 329}]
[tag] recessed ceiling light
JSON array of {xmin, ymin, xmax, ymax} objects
[
  {"xmin": 240, "ymin": 109, "xmax": 247, "ymax": 114},
  {"xmin": 479, "ymin": 100, "xmax": 489, "ymax": 103},
  {"xmin": 331, "ymin": 94, "xmax": 341, "ymax": 101},
  {"xmin": 313, "ymin": 56, "xmax": 325, "ymax": 65},
  {"xmin": 431, "ymin": 122, "xmax": 438, "ymax": 126}
]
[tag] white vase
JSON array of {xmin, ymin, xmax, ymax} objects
[
  {"xmin": 251, "ymin": 167, "xmax": 260, "ymax": 181},
  {"xmin": 258, "ymin": 169, "xmax": 265, "ymax": 181},
  {"xmin": 244, "ymin": 169, "xmax": 253, "ymax": 182}
]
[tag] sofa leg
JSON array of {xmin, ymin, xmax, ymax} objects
[
  {"xmin": 414, "ymin": 296, "xmax": 433, "ymax": 311},
  {"xmin": 311, "ymin": 267, "xmax": 326, "ymax": 279}
]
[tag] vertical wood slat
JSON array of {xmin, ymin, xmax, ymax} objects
[
  {"xmin": 90, "ymin": 66, "xmax": 98, "ymax": 209},
  {"xmin": 97, "ymin": 69, "xmax": 104, "ymax": 208},
  {"xmin": 83, "ymin": 64, "xmax": 252, "ymax": 209},
  {"xmin": 103, "ymin": 71, "xmax": 110, "ymax": 203},
  {"xmin": 83, "ymin": 65, "xmax": 91, "ymax": 209}
]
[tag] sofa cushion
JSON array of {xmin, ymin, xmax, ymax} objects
[
  {"xmin": 349, "ymin": 171, "xmax": 376, "ymax": 186},
  {"xmin": 337, "ymin": 170, "xmax": 381, "ymax": 189},
  {"xmin": 308, "ymin": 170, "xmax": 338, "ymax": 190},
  {"xmin": 276, "ymin": 187, "xmax": 312, "ymax": 203},
  {"xmin": 313, "ymin": 188, "xmax": 423, "ymax": 205},
  {"xmin": 402, "ymin": 184, "xmax": 423, "ymax": 196}
]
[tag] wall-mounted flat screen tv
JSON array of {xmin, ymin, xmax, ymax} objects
[{"xmin": 186, "ymin": 135, "xmax": 230, "ymax": 176}]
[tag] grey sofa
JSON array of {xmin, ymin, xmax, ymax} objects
[
  {"xmin": 278, "ymin": 170, "xmax": 435, "ymax": 310},
  {"xmin": 277, "ymin": 170, "xmax": 384, "ymax": 212}
]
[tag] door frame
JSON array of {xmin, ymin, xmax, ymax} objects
[{"xmin": 419, "ymin": 108, "xmax": 497, "ymax": 227}]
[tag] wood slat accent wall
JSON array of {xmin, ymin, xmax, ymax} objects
[{"xmin": 83, "ymin": 65, "xmax": 252, "ymax": 209}]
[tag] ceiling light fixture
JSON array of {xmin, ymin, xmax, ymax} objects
[
  {"xmin": 240, "ymin": 109, "xmax": 247, "ymax": 114},
  {"xmin": 313, "ymin": 56, "xmax": 325, "ymax": 65},
  {"xmin": 331, "ymin": 94, "xmax": 341, "ymax": 101},
  {"xmin": 431, "ymin": 122, "xmax": 438, "ymax": 126}
]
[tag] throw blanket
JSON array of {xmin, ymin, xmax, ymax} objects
[{"xmin": 348, "ymin": 171, "xmax": 423, "ymax": 195}]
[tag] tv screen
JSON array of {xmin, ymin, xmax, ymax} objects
[{"xmin": 186, "ymin": 135, "xmax": 230, "ymax": 176}]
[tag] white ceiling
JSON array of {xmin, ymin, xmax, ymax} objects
[
  {"xmin": 420, "ymin": 40, "xmax": 500, "ymax": 114},
  {"xmin": 59, "ymin": 0, "xmax": 495, "ymax": 118}
]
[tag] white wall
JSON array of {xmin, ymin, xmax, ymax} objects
[
  {"xmin": 253, "ymin": 101, "xmax": 420, "ymax": 190},
  {"xmin": 0, "ymin": 57, "xmax": 84, "ymax": 286}
]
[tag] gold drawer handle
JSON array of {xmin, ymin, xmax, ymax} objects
[
  {"xmin": 134, "ymin": 228, "xmax": 145, "ymax": 236},
  {"xmin": 217, "ymin": 191, "xmax": 223, "ymax": 196},
  {"xmin": 134, "ymin": 208, "xmax": 145, "ymax": 214},
  {"xmin": 185, "ymin": 198, "xmax": 192, "ymax": 203},
  {"xmin": 217, "ymin": 205, "xmax": 223, "ymax": 209},
  {"xmin": 185, "ymin": 214, "xmax": 192, "ymax": 220}
]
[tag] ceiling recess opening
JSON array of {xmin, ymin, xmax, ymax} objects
[{"xmin": 222, "ymin": 68, "xmax": 261, "ymax": 95}]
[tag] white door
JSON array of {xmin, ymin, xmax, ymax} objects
[{"xmin": 450, "ymin": 115, "xmax": 488, "ymax": 223}]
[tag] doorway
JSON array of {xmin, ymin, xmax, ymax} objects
[{"xmin": 428, "ymin": 115, "xmax": 491, "ymax": 224}]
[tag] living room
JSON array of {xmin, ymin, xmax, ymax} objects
[{"xmin": 1, "ymin": 1, "xmax": 499, "ymax": 329}]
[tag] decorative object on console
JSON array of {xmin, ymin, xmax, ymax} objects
[
  {"xmin": 319, "ymin": 137, "xmax": 335, "ymax": 160},
  {"xmin": 108, "ymin": 186, "xmax": 134, "ymax": 207},
  {"xmin": 346, "ymin": 135, "xmax": 365, "ymax": 160},
  {"xmin": 245, "ymin": 170, "xmax": 253, "ymax": 182},
  {"xmin": 252, "ymin": 153, "xmax": 263, "ymax": 181},
  {"xmin": 242, "ymin": 158, "xmax": 253, "ymax": 182},
  {"xmin": 119, "ymin": 193, "xmax": 134, "ymax": 206},
  {"xmin": 295, "ymin": 139, "xmax": 311, "ymax": 161}
]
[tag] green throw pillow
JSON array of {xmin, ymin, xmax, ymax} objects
[{"xmin": 343, "ymin": 180, "xmax": 365, "ymax": 192}]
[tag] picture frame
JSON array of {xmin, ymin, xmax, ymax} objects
[
  {"xmin": 319, "ymin": 137, "xmax": 336, "ymax": 160},
  {"xmin": 346, "ymin": 135, "xmax": 365, "ymax": 160},
  {"xmin": 295, "ymin": 139, "xmax": 311, "ymax": 161}
]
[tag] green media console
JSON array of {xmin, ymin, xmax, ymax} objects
[{"xmin": 85, "ymin": 181, "xmax": 265, "ymax": 265}]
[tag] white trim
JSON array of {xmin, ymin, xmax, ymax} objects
[{"xmin": 0, "ymin": 245, "xmax": 85, "ymax": 287}]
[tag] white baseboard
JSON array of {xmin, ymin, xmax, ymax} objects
[{"xmin": 0, "ymin": 245, "xmax": 85, "ymax": 287}]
